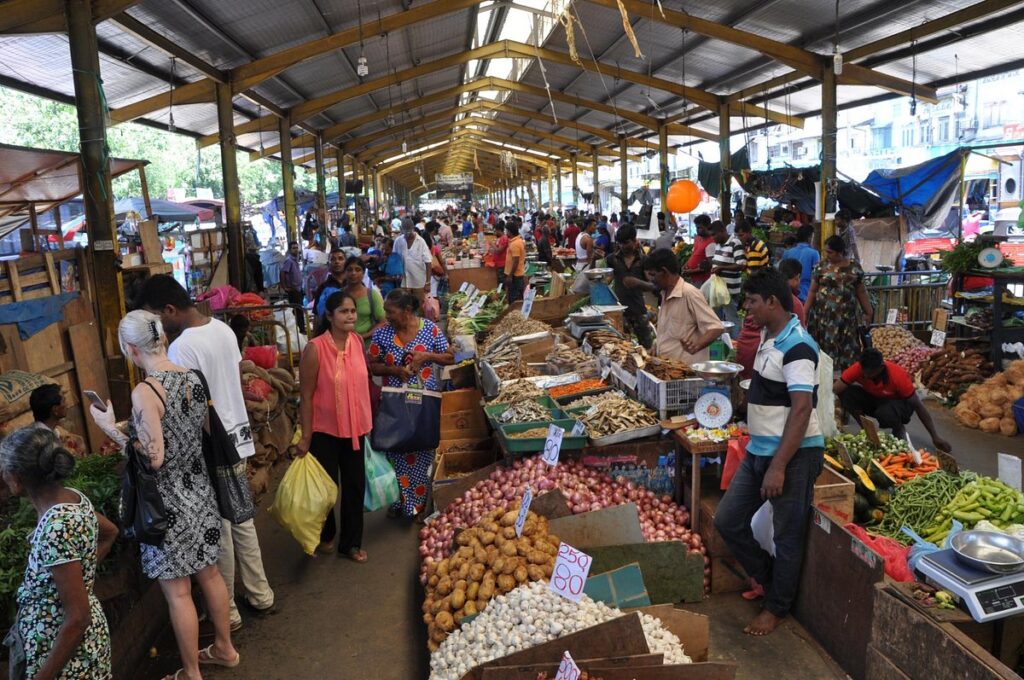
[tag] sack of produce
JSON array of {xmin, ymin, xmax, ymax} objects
[
  {"xmin": 243, "ymin": 345, "xmax": 279, "ymax": 369},
  {"xmin": 701, "ymin": 274, "xmax": 731, "ymax": 309},
  {"xmin": 363, "ymin": 437, "xmax": 399, "ymax": 512},
  {"xmin": 0, "ymin": 370, "xmax": 56, "ymax": 421},
  {"xmin": 269, "ymin": 454, "xmax": 338, "ymax": 556}
]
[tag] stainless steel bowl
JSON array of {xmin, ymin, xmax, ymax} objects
[
  {"xmin": 691, "ymin": 361, "xmax": 744, "ymax": 382},
  {"xmin": 584, "ymin": 267, "xmax": 613, "ymax": 281},
  {"xmin": 951, "ymin": 530, "xmax": 1024, "ymax": 575}
]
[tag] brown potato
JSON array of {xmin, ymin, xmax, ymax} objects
[
  {"xmin": 469, "ymin": 563, "xmax": 486, "ymax": 583},
  {"xmin": 980, "ymin": 417, "xmax": 1001, "ymax": 433},
  {"xmin": 497, "ymin": 574, "xmax": 516, "ymax": 593},
  {"xmin": 436, "ymin": 577, "xmax": 453, "ymax": 596},
  {"xmin": 450, "ymin": 589, "xmax": 466, "ymax": 610},
  {"xmin": 514, "ymin": 565, "xmax": 528, "ymax": 583},
  {"xmin": 527, "ymin": 564, "xmax": 545, "ymax": 581},
  {"xmin": 467, "ymin": 581, "xmax": 480, "ymax": 601},
  {"xmin": 435, "ymin": 610, "xmax": 455, "ymax": 633}
]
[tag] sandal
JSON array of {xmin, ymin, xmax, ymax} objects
[
  {"xmin": 198, "ymin": 644, "xmax": 241, "ymax": 668},
  {"xmin": 343, "ymin": 547, "xmax": 368, "ymax": 563},
  {"xmin": 163, "ymin": 671, "xmax": 185, "ymax": 680},
  {"xmin": 315, "ymin": 540, "xmax": 336, "ymax": 555}
]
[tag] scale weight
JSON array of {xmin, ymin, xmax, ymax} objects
[{"xmin": 917, "ymin": 549, "xmax": 1024, "ymax": 622}]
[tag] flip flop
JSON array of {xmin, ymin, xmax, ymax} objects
[
  {"xmin": 163, "ymin": 671, "xmax": 183, "ymax": 680},
  {"xmin": 343, "ymin": 547, "xmax": 368, "ymax": 563},
  {"xmin": 198, "ymin": 644, "xmax": 241, "ymax": 668}
]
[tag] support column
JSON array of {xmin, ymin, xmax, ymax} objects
[
  {"xmin": 591, "ymin": 145, "xmax": 601, "ymax": 213},
  {"xmin": 820, "ymin": 66, "xmax": 837, "ymax": 244},
  {"xmin": 373, "ymin": 169, "xmax": 381, "ymax": 220},
  {"xmin": 619, "ymin": 134, "xmax": 628, "ymax": 217},
  {"xmin": 313, "ymin": 133, "xmax": 327, "ymax": 243},
  {"xmin": 570, "ymin": 153, "xmax": 578, "ymax": 207},
  {"xmin": 335, "ymin": 145, "xmax": 346, "ymax": 221},
  {"xmin": 138, "ymin": 166, "xmax": 153, "ymax": 218},
  {"xmin": 659, "ymin": 122, "xmax": 673, "ymax": 228},
  {"xmin": 363, "ymin": 164, "xmax": 371, "ymax": 220},
  {"xmin": 216, "ymin": 82, "xmax": 244, "ymax": 289},
  {"xmin": 279, "ymin": 116, "xmax": 297, "ymax": 244},
  {"xmin": 556, "ymin": 161, "xmax": 563, "ymax": 211},
  {"xmin": 67, "ymin": 0, "xmax": 124, "ymax": 362},
  {"xmin": 718, "ymin": 101, "xmax": 731, "ymax": 225},
  {"xmin": 536, "ymin": 176, "xmax": 543, "ymax": 212},
  {"xmin": 547, "ymin": 166, "xmax": 554, "ymax": 214}
]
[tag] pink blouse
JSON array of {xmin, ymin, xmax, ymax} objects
[{"xmin": 310, "ymin": 332, "xmax": 372, "ymax": 449}]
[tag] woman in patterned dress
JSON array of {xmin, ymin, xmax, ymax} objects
[
  {"xmin": 368, "ymin": 289, "xmax": 454, "ymax": 518},
  {"xmin": 1, "ymin": 427, "xmax": 118, "ymax": 679},
  {"xmin": 90, "ymin": 310, "xmax": 238, "ymax": 680},
  {"xmin": 806, "ymin": 235, "xmax": 874, "ymax": 373}
]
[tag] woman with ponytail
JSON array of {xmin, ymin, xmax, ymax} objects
[
  {"xmin": 1, "ymin": 427, "xmax": 119, "ymax": 679},
  {"xmin": 89, "ymin": 310, "xmax": 238, "ymax": 680}
]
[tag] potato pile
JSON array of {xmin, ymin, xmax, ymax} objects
[
  {"xmin": 870, "ymin": 325, "xmax": 923, "ymax": 359},
  {"xmin": 422, "ymin": 505, "xmax": 558, "ymax": 652},
  {"xmin": 919, "ymin": 347, "xmax": 994, "ymax": 397},
  {"xmin": 954, "ymin": 361, "xmax": 1024, "ymax": 436}
]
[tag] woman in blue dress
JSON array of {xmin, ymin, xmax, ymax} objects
[{"xmin": 368, "ymin": 289, "xmax": 454, "ymax": 518}]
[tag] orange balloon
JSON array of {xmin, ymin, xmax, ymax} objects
[{"xmin": 666, "ymin": 180, "xmax": 701, "ymax": 214}]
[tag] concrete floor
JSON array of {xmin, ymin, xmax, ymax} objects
[{"xmin": 134, "ymin": 401, "xmax": 1022, "ymax": 680}]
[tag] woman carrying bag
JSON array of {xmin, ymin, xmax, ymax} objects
[
  {"xmin": 293, "ymin": 291, "xmax": 373, "ymax": 562},
  {"xmin": 368, "ymin": 289, "xmax": 454, "ymax": 519}
]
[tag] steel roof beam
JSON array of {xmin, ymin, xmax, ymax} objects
[{"xmin": 0, "ymin": 0, "xmax": 139, "ymax": 34}]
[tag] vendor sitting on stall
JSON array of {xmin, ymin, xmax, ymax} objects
[
  {"xmin": 643, "ymin": 248, "xmax": 724, "ymax": 363},
  {"xmin": 833, "ymin": 348, "xmax": 951, "ymax": 451}
]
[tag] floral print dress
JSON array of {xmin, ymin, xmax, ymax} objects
[
  {"xmin": 806, "ymin": 260, "xmax": 865, "ymax": 372},
  {"xmin": 17, "ymin": 490, "xmax": 111, "ymax": 679},
  {"xmin": 369, "ymin": 319, "xmax": 450, "ymax": 516}
]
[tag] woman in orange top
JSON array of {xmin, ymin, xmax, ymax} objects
[{"xmin": 295, "ymin": 291, "xmax": 373, "ymax": 562}]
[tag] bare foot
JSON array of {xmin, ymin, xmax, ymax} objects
[{"xmin": 743, "ymin": 609, "xmax": 782, "ymax": 636}]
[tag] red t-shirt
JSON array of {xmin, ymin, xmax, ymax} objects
[
  {"xmin": 792, "ymin": 296, "xmax": 805, "ymax": 326},
  {"xmin": 493, "ymin": 235, "xmax": 509, "ymax": 268},
  {"xmin": 841, "ymin": 360, "xmax": 914, "ymax": 400},
  {"xmin": 564, "ymin": 224, "xmax": 580, "ymax": 250},
  {"xmin": 685, "ymin": 234, "xmax": 715, "ymax": 284}
]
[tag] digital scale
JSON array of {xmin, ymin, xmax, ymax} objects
[{"xmin": 917, "ymin": 549, "xmax": 1024, "ymax": 622}]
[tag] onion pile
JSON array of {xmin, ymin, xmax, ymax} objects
[
  {"xmin": 890, "ymin": 345, "xmax": 936, "ymax": 377},
  {"xmin": 419, "ymin": 455, "xmax": 709, "ymax": 589}
]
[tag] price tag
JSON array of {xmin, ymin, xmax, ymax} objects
[
  {"xmin": 998, "ymin": 453, "xmax": 1023, "ymax": 492},
  {"xmin": 886, "ymin": 309, "xmax": 899, "ymax": 325},
  {"xmin": 497, "ymin": 282, "xmax": 503, "ymax": 294},
  {"xmin": 522, "ymin": 287, "xmax": 537, "ymax": 318},
  {"xmin": 930, "ymin": 329, "xmax": 946, "ymax": 347},
  {"xmin": 601, "ymin": 364, "xmax": 611, "ymax": 380},
  {"xmin": 549, "ymin": 542, "xmax": 593, "ymax": 602},
  {"xmin": 514, "ymin": 486, "xmax": 533, "ymax": 538},
  {"xmin": 906, "ymin": 433, "xmax": 922, "ymax": 465},
  {"xmin": 466, "ymin": 283, "xmax": 477, "ymax": 297},
  {"xmin": 859, "ymin": 416, "xmax": 881, "ymax": 448},
  {"xmin": 500, "ymin": 408, "xmax": 513, "ymax": 422},
  {"xmin": 542, "ymin": 423, "xmax": 565, "ymax": 466},
  {"xmin": 554, "ymin": 651, "xmax": 582, "ymax": 680},
  {"xmin": 571, "ymin": 420, "xmax": 586, "ymax": 437},
  {"xmin": 459, "ymin": 281, "xmax": 469, "ymax": 293}
]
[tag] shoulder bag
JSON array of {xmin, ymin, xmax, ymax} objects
[
  {"xmin": 370, "ymin": 385, "xmax": 442, "ymax": 453},
  {"xmin": 192, "ymin": 370, "xmax": 257, "ymax": 524},
  {"xmin": 120, "ymin": 435, "xmax": 168, "ymax": 546}
]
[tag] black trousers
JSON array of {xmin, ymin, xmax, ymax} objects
[
  {"xmin": 839, "ymin": 385, "xmax": 914, "ymax": 436},
  {"xmin": 309, "ymin": 432, "xmax": 365, "ymax": 553},
  {"xmin": 507, "ymin": 275, "xmax": 526, "ymax": 304},
  {"xmin": 285, "ymin": 288, "xmax": 306, "ymax": 334}
]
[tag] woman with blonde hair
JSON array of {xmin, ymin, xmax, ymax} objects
[{"xmin": 90, "ymin": 309, "xmax": 239, "ymax": 680}]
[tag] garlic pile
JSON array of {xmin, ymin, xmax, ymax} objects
[{"xmin": 428, "ymin": 581, "xmax": 691, "ymax": 680}]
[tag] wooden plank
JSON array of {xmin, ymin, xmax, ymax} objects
[
  {"xmin": 548, "ymin": 503, "xmax": 644, "ymax": 549},
  {"xmin": 43, "ymin": 252, "xmax": 61, "ymax": 295},
  {"xmin": 865, "ymin": 644, "xmax": 913, "ymax": 680},
  {"xmin": 23, "ymin": 323, "xmax": 65, "ymax": 373},
  {"xmin": 597, "ymin": 664, "xmax": 736, "ymax": 680},
  {"xmin": 68, "ymin": 321, "xmax": 110, "ymax": 452},
  {"xmin": 530, "ymin": 489, "xmax": 572, "ymax": 519},
  {"xmin": 138, "ymin": 219, "xmax": 162, "ymax": 264},
  {"xmin": 462, "ymin": 614, "xmax": 650, "ymax": 680},
  {"xmin": 631, "ymin": 604, "xmax": 710, "ymax": 663},
  {"xmin": 588, "ymin": 541, "xmax": 705, "ymax": 604},
  {"xmin": 6, "ymin": 261, "xmax": 22, "ymax": 301},
  {"xmin": 481, "ymin": 654, "xmax": 664, "ymax": 679},
  {"xmin": 793, "ymin": 508, "xmax": 884, "ymax": 680}
]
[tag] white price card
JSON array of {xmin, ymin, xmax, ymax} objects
[
  {"xmin": 459, "ymin": 281, "xmax": 469, "ymax": 293},
  {"xmin": 549, "ymin": 542, "xmax": 593, "ymax": 602},
  {"xmin": 554, "ymin": 651, "xmax": 582, "ymax": 680},
  {"xmin": 586, "ymin": 404, "xmax": 599, "ymax": 416},
  {"xmin": 998, "ymin": 453, "xmax": 1022, "ymax": 492},
  {"xmin": 601, "ymin": 364, "xmax": 611, "ymax": 380},
  {"xmin": 886, "ymin": 309, "xmax": 899, "ymax": 325},
  {"xmin": 497, "ymin": 282, "xmax": 503, "ymax": 294},
  {"xmin": 465, "ymin": 283, "xmax": 477, "ymax": 297},
  {"xmin": 930, "ymin": 329, "xmax": 946, "ymax": 347},
  {"xmin": 571, "ymin": 420, "xmax": 586, "ymax": 437},
  {"xmin": 522, "ymin": 287, "xmax": 538, "ymax": 318},
  {"xmin": 514, "ymin": 486, "xmax": 533, "ymax": 538},
  {"xmin": 542, "ymin": 423, "xmax": 565, "ymax": 466}
]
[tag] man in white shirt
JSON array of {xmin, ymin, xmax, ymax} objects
[
  {"xmin": 136, "ymin": 275, "xmax": 275, "ymax": 631},
  {"xmin": 394, "ymin": 218, "xmax": 432, "ymax": 305}
]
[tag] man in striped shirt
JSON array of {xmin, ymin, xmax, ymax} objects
[
  {"xmin": 714, "ymin": 268, "xmax": 824, "ymax": 637},
  {"xmin": 736, "ymin": 220, "xmax": 769, "ymax": 271},
  {"xmin": 710, "ymin": 220, "xmax": 746, "ymax": 337}
]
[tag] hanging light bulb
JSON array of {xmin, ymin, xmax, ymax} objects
[
  {"xmin": 357, "ymin": 55, "xmax": 369, "ymax": 77},
  {"xmin": 402, "ymin": 139, "xmax": 408, "ymax": 154},
  {"xmin": 832, "ymin": 48, "xmax": 843, "ymax": 76}
]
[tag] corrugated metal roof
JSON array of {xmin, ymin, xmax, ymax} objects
[{"xmin": 0, "ymin": 0, "xmax": 1022, "ymax": 185}]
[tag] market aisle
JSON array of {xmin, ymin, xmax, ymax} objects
[
  {"xmin": 138, "ymin": 480, "xmax": 429, "ymax": 680},
  {"xmin": 903, "ymin": 401, "xmax": 1022, "ymax": 476}
]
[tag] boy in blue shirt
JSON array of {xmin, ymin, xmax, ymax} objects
[{"xmin": 780, "ymin": 224, "xmax": 820, "ymax": 302}]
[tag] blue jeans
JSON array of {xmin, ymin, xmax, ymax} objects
[{"xmin": 714, "ymin": 447, "xmax": 824, "ymax": 618}]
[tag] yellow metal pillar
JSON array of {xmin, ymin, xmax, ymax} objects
[
  {"xmin": 216, "ymin": 82, "xmax": 244, "ymax": 289},
  {"xmin": 279, "ymin": 115, "xmax": 297, "ymax": 243},
  {"xmin": 820, "ymin": 66, "xmax": 838, "ymax": 243}
]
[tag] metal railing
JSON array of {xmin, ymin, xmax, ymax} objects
[{"xmin": 863, "ymin": 269, "xmax": 950, "ymax": 331}]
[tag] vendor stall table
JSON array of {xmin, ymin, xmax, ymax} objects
[
  {"xmin": 670, "ymin": 429, "xmax": 727, "ymax": 536},
  {"xmin": 448, "ymin": 265, "xmax": 498, "ymax": 293}
]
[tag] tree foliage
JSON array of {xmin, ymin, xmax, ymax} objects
[{"xmin": 0, "ymin": 86, "xmax": 322, "ymax": 207}]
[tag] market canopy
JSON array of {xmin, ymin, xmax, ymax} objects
[
  {"xmin": 862, "ymin": 149, "xmax": 964, "ymax": 234},
  {"xmin": 2, "ymin": 1, "xmax": 1023, "ymax": 190},
  {"xmin": 0, "ymin": 142, "xmax": 147, "ymax": 239},
  {"xmin": 113, "ymin": 197, "xmax": 215, "ymax": 224}
]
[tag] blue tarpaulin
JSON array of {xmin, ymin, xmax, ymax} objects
[
  {"xmin": 862, "ymin": 150, "xmax": 963, "ymax": 234},
  {"xmin": 0, "ymin": 291, "xmax": 79, "ymax": 339}
]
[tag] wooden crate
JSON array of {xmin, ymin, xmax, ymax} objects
[
  {"xmin": 433, "ymin": 448, "xmax": 498, "ymax": 485},
  {"xmin": 813, "ymin": 466, "xmax": 856, "ymax": 525},
  {"xmin": 709, "ymin": 555, "xmax": 748, "ymax": 594}
]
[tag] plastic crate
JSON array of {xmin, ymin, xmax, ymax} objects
[{"xmin": 636, "ymin": 370, "xmax": 707, "ymax": 413}]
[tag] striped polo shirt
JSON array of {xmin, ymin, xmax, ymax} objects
[
  {"xmin": 711, "ymin": 235, "xmax": 746, "ymax": 295},
  {"xmin": 747, "ymin": 314, "xmax": 824, "ymax": 456},
  {"xmin": 746, "ymin": 238, "xmax": 770, "ymax": 271}
]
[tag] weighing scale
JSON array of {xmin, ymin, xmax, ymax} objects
[{"xmin": 917, "ymin": 548, "xmax": 1024, "ymax": 622}]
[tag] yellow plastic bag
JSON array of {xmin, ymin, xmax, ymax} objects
[
  {"xmin": 701, "ymin": 274, "xmax": 731, "ymax": 309},
  {"xmin": 268, "ymin": 454, "xmax": 338, "ymax": 556}
]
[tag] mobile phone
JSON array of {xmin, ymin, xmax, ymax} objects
[{"xmin": 84, "ymin": 390, "xmax": 106, "ymax": 411}]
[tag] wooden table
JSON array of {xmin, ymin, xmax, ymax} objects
[{"xmin": 670, "ymin": 429, "xmax": 727, "ymax": 531}]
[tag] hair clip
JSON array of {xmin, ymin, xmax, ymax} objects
[{"xmin": 149, "ymin": 319, "xmax": 159, "ymax": 342}]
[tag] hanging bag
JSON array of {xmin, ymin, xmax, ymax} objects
[
  {"xmin": 363, "ymin": 436, "xmax": 400, "ymax": 512},
  {"xmin": 120, "ymin": 436, "xmax": 168, "ymax": 546},
  {"xmin": 371, "ymin": 386, "xmax": 442, "ymax": 453},
  {"xmin": 269, "ymin": 454, "xmax": 338, "ymax": 556},
  {"xmin": 192, "ymin": 370, "xmax": 257, "ymax": 524}
]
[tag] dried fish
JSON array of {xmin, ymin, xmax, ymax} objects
[
  {"xmin": 492, "ymin": 379, "xmax": 544, "ymax": 405},
  {"xmin": 579, "ymin": 394, "xmax": 658, "ymax": 438},
  {"xmin": 644, "ymin": 357, "xmax": 694, "ymax": 381},
  {"xmin": 496, "ymin": 400, "xmax": 550, "ymax": 424}
]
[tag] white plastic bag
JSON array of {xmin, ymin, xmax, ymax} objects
[
  {"xmin": 273, "ymin": 304, "xmax": 307, "ymax": 353},
  {"xmin": 701, "ymin": 274, "xmax": 731, "ymax": 309},
  {"xmin": 751, "ymin": 501, "xmax": 776, "ymax": 556},
  {"xmin": 817, "ymin": 350, "xmax": 838, "ymax": 438}
]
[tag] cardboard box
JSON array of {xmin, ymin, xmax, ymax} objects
[
  {"xmin": 431, "ymin": 460, "xmax": 502, "ymax": 512},
  {"xmin": 442, "ymin": 388, "xmax": 483, "ymax": 414},
  {"xmin": 433, "ymin": 448, "xmax": 498, "ymax": 485},
  {"xmin": 578, "ymin": 440, "xmax": 677, "ymax": 496},
  {"xmin": 709, "ymin": 555, "xmax": 748, "ymax": 594},
  {"xmin": 628, "ymin": 604, "xmax": 710, "ymax": 662},
  {"xmin": 814, "ymin": 466, "xmax": 855, "ymax": 525},
  {"xmin": 436, "ymin": 436, "xmax": 493, "ymax": 458}
]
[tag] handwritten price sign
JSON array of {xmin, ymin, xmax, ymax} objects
[
  {"xmin": 542, "ymin": 424, "xmax": 564, "ymax": 466},
  {"xmin": 549, "ymin": 542, "xmax": 592, "ymax": 602},
  {"xmin": 554, "ymin": 651, "xmax": 582, "ymax": 680},
  {"xmin": 514, "ymin": 486, "xmax": 533, "ymax": 538}
]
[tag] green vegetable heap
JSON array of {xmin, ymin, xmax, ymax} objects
[
  {"xmin": 827, "ymin": 431, "xmax": 909, "ymax": 465},
  {"xmin": 872, "ymin": 471, "xmax": 968, "ymax": 545},
  {"xmin": 922, "ymin": 475, "xmax": 1024, "ymax": 545}
]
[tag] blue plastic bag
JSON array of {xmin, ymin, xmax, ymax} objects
[
  {"xmin": 903, "ymin": 519, "xmax": 964, "ymax": 574},
  {"xmin": 364, "ymin": 437, "xmax": 400, "ymax": 512}
]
